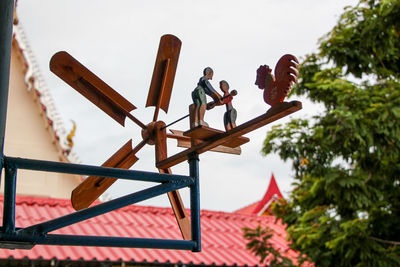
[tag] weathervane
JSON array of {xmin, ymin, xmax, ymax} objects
[
  {"xmin": 255, "ymin": 54, "xmax": 299, "ymax": 106},
  {"xmin": 50, "ymin": 34, "xmax": 302, "ymax": 242}
]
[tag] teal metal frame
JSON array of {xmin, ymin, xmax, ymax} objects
[
  {"xmin": 0, "ymin": 156, "xmax": 201, "ymax": 251},
  {"xmin": 0, "ymin": 1, "xmax": 201, "ymax": 252}
]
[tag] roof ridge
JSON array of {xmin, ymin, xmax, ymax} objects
[
  {"xmin": 12, "ymin": 22, "xmax": 80, "ymax": 164},
  {"xmin": 234, "ymin": 201, "xmax": 259, "ymax": 214},
  {"xmin": 1, "ymin": 195, "xmax": 276, "ymax": 222}
]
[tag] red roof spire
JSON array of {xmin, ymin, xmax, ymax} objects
[
  {"xmin": 235, "ymin": 173, "xmax": 284, "ymax": 215},
  {"xmin": 253, "ymin": 173, "xmax": 283, "ymax": 215}
]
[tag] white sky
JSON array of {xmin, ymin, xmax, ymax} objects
[{"xmin": 16, "ymin": 0, "xmax": 357, "ymax": 212}]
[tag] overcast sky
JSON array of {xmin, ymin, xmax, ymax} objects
[{"xmin": 16, "ymin": 0, "xmax": 357, "ymax": 212}]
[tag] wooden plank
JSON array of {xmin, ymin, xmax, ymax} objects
[
  {"xmin": 223, "ymin": 136, "xmax": 249, "ymax": 148},
  {"xmin": 157, "ymin": 101, "xmax": 302, "ymax": 169},
  {"xmin": 183, "ymin": 126, "xmax": 221, "ymax": 139},
  {"xmin": 169, "ymin": 130, "xmax": 241, "ymax": 155},
  {"xmin": 183, "ymin": 126, "xmax": 249, "ymax": 148}
]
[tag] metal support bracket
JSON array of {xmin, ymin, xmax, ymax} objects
[
  {"xmin": 0, "ymin": 156, "xmax": 201, "ymax": 251},
  {"xmin": 188, "ymin": 153, "xmax": 201, "ymax": 252}
]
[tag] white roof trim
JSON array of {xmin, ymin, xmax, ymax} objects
[
  {"xmin": 13, "ymin": 24, "xmax": 80, "ymax": 164},
  {"xmin": 256, "ymin": 194, "xmax": 280, "ymax": 216}
]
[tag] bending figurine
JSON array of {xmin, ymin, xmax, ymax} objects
[
  {"xmin": 219, "ymin": 80, "xmax": 237, "ymax": 131},
  {"xmin": 190, "ymin": 67, "xmax": 222, "ymax": 128}
]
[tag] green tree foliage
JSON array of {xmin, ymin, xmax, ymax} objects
[
  {"xmin": 243, "ymin": 225, "xmax": 296, "ymax": 266},
  {"xmin": 259, "ymin": 0, "xmax": 400, "ymax": 266}
]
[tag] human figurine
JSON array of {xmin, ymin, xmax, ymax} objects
[
  {"xmin": 218, "ymin": 80, "xmax": 237, "ymax": 131},
  {"xmin": 190, "ymin": 67, "xmax": 223, "ymax": 128}
]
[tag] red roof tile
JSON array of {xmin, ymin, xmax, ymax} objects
[{"xmin": 0, "ymin": 196, "xmax": 298, "ymax": 266}]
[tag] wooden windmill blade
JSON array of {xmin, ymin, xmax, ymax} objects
[
  {"xmin": 54, "ymin": 34, "xmax": 190, "ymax": 239},
  {"xmin": 50, "ymin": 51, "xmax": 143, "ymax": 127},
  {"xmin": 154, "ymin": 121, "xmax": 191, "ymax": 240},
  {"xmin": 71, "ymin": 139, "xmax": 144, "ymax": 211},
  {"xmin": 163, "ymin": 169, "xmax": 191, "ymax": 240},
  {"xmin": 146, "ymin": 34, "xmax": 182, "ymax": 121},
  {"xmin": 145, "ymin": 36, "xmax": 191, "ymax": 240}
]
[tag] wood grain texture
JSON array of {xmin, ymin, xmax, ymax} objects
[
  {"xmin": 50, "ymin": 51, "xmax": 136, "ymax": 126},
  {"xmin": 183, "ymin": 126, "xmax": 249, "ymax": 148},
  {"xmin": 146, "ymin": 35, "xmax": 181, "ymax": 115},
  {"xmin": 168, "ymin": 130, "xmax": 242, "ymax": 155}
]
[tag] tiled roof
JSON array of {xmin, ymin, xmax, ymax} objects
[{"xmin": 0, "ymin": 196, "xmax": 298, "ymax": 266}]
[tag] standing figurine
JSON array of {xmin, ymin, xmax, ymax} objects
[
  {"xmin": 219, "ymin": 80, "xmax": 237, "ymax": 131},
  {"xmin": 190, "ymin": 67, "xmax": 223, "ymax": 128}
]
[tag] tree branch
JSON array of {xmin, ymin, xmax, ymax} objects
[{"xmin": 369, "ymin": 236, "xmax": 400, "ymax": 246}]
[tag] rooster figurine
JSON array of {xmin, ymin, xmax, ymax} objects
[{"xmin": 255, "ymin": 54, "xmax": 299, "ymax": 107}]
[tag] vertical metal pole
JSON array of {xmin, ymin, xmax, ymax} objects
[
  {"xmin": 0, "ymin": 0, "xmax": 15, "ymax": 179},
  {"xmin": 189, "ymin": 153, "xmax": 201, "ymax": 252},
  {"xmin": 2, "ymin": 161, "xmax": 17, "ymax": 234}
]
